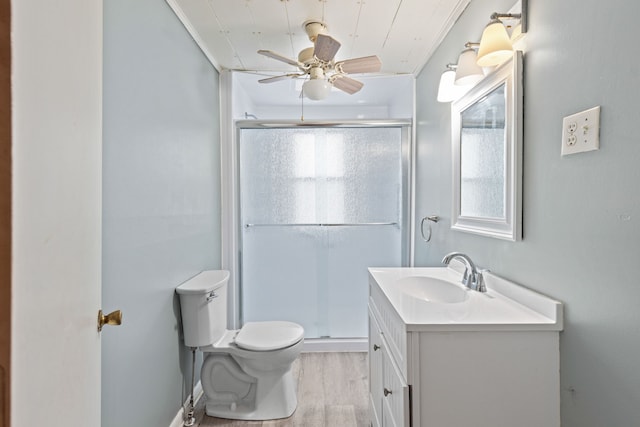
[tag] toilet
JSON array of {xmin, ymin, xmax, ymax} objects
[{"xmin": 176, "ymin": 270, "xmax": 304, "ymax": 421}]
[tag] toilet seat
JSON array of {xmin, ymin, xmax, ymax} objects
[{"xmin": 235, "ymin": 321, "xmax": 304, "ymax": 351}]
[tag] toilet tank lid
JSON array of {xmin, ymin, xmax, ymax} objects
[
  {"xmin": 235, "ymin": 321, "xmax": 304, "ymax": 351},
  {"xmin": 176, "ymin": 270, "xmax": 230, "ymax": 295}
]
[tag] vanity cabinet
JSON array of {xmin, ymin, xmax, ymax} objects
[
  {"xmin": 368, "ymin": 268, "xmax": 562, "ymax": 427},
  {"xmin": 369, "ymin": 308, "xmax": 409, "ymax": 427}
]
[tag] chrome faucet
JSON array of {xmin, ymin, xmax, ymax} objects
[{"xmin": 441, "ymin": 252, "xmax": 486, "ymax": 292}]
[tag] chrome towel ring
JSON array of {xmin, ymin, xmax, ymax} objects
[{"xmin": 420, "ymin": 215, "xmax": 440, "ymax": 242}]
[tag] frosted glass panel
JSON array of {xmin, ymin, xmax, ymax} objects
[
  {"xmin": 239, "ymin": 127, "xmax": 405, "ymax": 338},
  {"xmin": 460, "ymin": 84, "xmax": 506, "ymax": 218},
  {"xmin": 242, "ymin": 225, "xmax": 400, "ymax": 337},
  {"xmin": 241, "ymin": 128, "xmax": 401, "ymax": 224}
]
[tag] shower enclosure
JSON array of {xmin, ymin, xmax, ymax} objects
[{"xmin": 237, "ymin": 122, "xmax": 411, "ymax": 339}]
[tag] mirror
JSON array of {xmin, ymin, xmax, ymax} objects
[{"xmin": 451, "ymin": 51, "xmax": 523, "ymax": 241}]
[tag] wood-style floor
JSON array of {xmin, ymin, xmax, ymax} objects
[{"xmin": 195, "ymin": 352, "xmax": 369, "ymax": 427}]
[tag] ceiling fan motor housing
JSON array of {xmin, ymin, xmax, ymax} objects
[
  {"xmin": 297, "ymin": 47, "xmax": 315, "ymax": 66},
  {"xmin": 308, "ymin": 67, "xmax": 325, "ymax": 80}
]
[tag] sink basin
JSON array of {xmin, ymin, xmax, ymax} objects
[{"xmin": 395, "ymin": 276, "xmax": 469, "ymax": 304}]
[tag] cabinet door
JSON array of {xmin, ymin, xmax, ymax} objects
[
  {"xmin": 369, "ymin": 311, "xmax": 384, "ymax": 427},
  {"xmin": 381, "ymin": 343, "xmax": 410, "ymax": 427}
]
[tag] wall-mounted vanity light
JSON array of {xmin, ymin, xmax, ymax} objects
[
  {"xmin": 437, "ymin": 64, "xmax": 457, "ymax": 103},
  {"xmin": 454, "ymin": 42, "xmax": 484, "ymax": 86},
  {"xmin": 477, "ymin": 0, "xmax": 527, "ymax": 67},
  {"xmin": 437, "ymin": 64, "xmax": 467, "ymax": 103},
  {"xmin": 437, "ymin": 1, "xmax": 526, "ymax": 103}
]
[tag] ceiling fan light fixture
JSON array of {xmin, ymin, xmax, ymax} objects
[
  {"xmin": 258, "ymin": 20, "xmax": 379, "ymax": 98},
  {"xmin": 303, "ymin": 78, "xmax": 332, "ymax": 100}
]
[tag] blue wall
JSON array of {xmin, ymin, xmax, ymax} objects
[
  {"xmin": 102, "ymin": 0, "xmax": 221, "ymax": 425},
  {"xmin": 415, "ymin": 0, "xmax": 640, "ymax": 425}
]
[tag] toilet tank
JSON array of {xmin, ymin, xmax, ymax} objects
[{"xmin": 176, "ymin": 270, "xmax": 229, "ymax": 348}]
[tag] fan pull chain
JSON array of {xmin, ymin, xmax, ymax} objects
[{"xmin": 300, "ymin": 89, "xmax": 305, "ymax": 122}]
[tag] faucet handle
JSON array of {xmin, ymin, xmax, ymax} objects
[{"xmin": 473, "ymin": 270, "xmax": 488, "ymax": 292}]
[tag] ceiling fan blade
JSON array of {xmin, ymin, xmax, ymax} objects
[
  {"xmin": 257, "ymin": 50, "xmax": 301, "ymax": 67},
  {"xmin": 258, "ymin": 74, "xmax": 303, "ymax": 84},
  {"xmin": 314, "ymin": 34, "xmax": 341, "ymax": 62},
  {"xmin": 336, "ymin": 55, "xmax": 382, "ymax": 74},
  {"xmin": 331, "ymin": 75, "xmax": 364, "ymax": 95}
]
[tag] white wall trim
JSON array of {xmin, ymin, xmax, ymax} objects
[
  {"xmin": 409, "ymin": 75, "xmax": 417, "ymax": 267},
  {"xmin": 165, "ymin": 0, "xmax": 221, "ymax": 71},
  {"xmin": 219, "ymin": 70, "xmax": 241, "ymax": 329},
  {"xmin": 169, "ymin": 381, "xmax": 204, "ymax": 427},
  {"xmin": 413, "ymin": 0, "xmax": 471, "ymax": 75}
]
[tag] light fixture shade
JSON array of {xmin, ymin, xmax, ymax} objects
[
  {"xmin": 303, "ymin": 78, "xmax": 332, "ymax": 100},
  {"xmin": 454, "ymin": 48, "xmax": 484, "ymax": 86},
  {"xmin": 437, "ymin": 70, "xmax": 469, "ymax": 103},
  {"xmin": 510, "ymin": 23, "xmax": 523, "ymax": 43},
  {"xmin": 437, "ymin": 70, "xmax": 456, "ymax": 103},
  {"xmin": 477, "ymin": 19, "xmax": 513, "ymax": 67}
]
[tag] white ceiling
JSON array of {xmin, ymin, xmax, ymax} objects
[{"xmin": 167, "ymin": 0, "xmax": 471, "ymax": 76}]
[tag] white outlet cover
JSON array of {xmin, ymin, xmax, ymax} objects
[{"xmin": 561, "ymin": 106, "xmax": 601, "ymax": 156}]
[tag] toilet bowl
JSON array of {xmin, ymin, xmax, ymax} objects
[{"xmin": 176, "ymin": 270, "xmax": 304, "ymax": 421}]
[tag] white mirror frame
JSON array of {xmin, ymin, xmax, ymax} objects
[{"xmin": 451, "ymin": 50, "xmax": 523, "ymax": 241}]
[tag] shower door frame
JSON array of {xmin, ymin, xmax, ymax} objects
[{"xmin": 222, "ymin": 120, "xmax": 415, "ymax": 345}]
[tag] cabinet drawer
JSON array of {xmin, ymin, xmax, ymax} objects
[
  {"xmin": 369, "ymin": 280, "xmax": 408, "ymax": 377},
  {"xmin": 381, "ymin": 341, "xmax": 410, "ymax": 427}
]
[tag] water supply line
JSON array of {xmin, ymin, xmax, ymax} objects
[{"xmin": 184, "ymin": 347, "xmax": 197, "ymax": 426}]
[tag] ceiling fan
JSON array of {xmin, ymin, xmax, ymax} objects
[{"xmin": 257, "ymin": 20, "xmax": 382, "ymax": 100}]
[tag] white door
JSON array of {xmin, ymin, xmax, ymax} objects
[{"xmin": 11, "ymin": 0, "xmax": 103, "ymax": 426}]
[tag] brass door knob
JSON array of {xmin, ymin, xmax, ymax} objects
[{"xmin": 98, "ymin": 309, "xmax": 122, "ymax": 332}]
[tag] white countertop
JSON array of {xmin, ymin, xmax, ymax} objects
[{"xmin": 369, "ymin": 267, "xmax": 563, "ymax": 332}]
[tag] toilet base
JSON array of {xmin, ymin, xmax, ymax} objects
[{"xmin": 204, "ymin": 368, "xmax": 297, "ymax": 421}]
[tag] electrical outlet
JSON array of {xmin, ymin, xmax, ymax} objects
[{"xmin": 561, "ymin": 106, "xmax": 601, "ymax": 156}]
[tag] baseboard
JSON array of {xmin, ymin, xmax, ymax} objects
[
  {"xmin": 302, "ymin": 338, "xmax": 368, "ymax": 353},
  {"xmin": 169, "ymin": 381, "xmax": 204, "ymax": 427}
]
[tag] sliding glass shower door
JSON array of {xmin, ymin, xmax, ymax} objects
[{"xmin": 238, "ymin": 125, "xmax": 409, "ymax": 338}]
